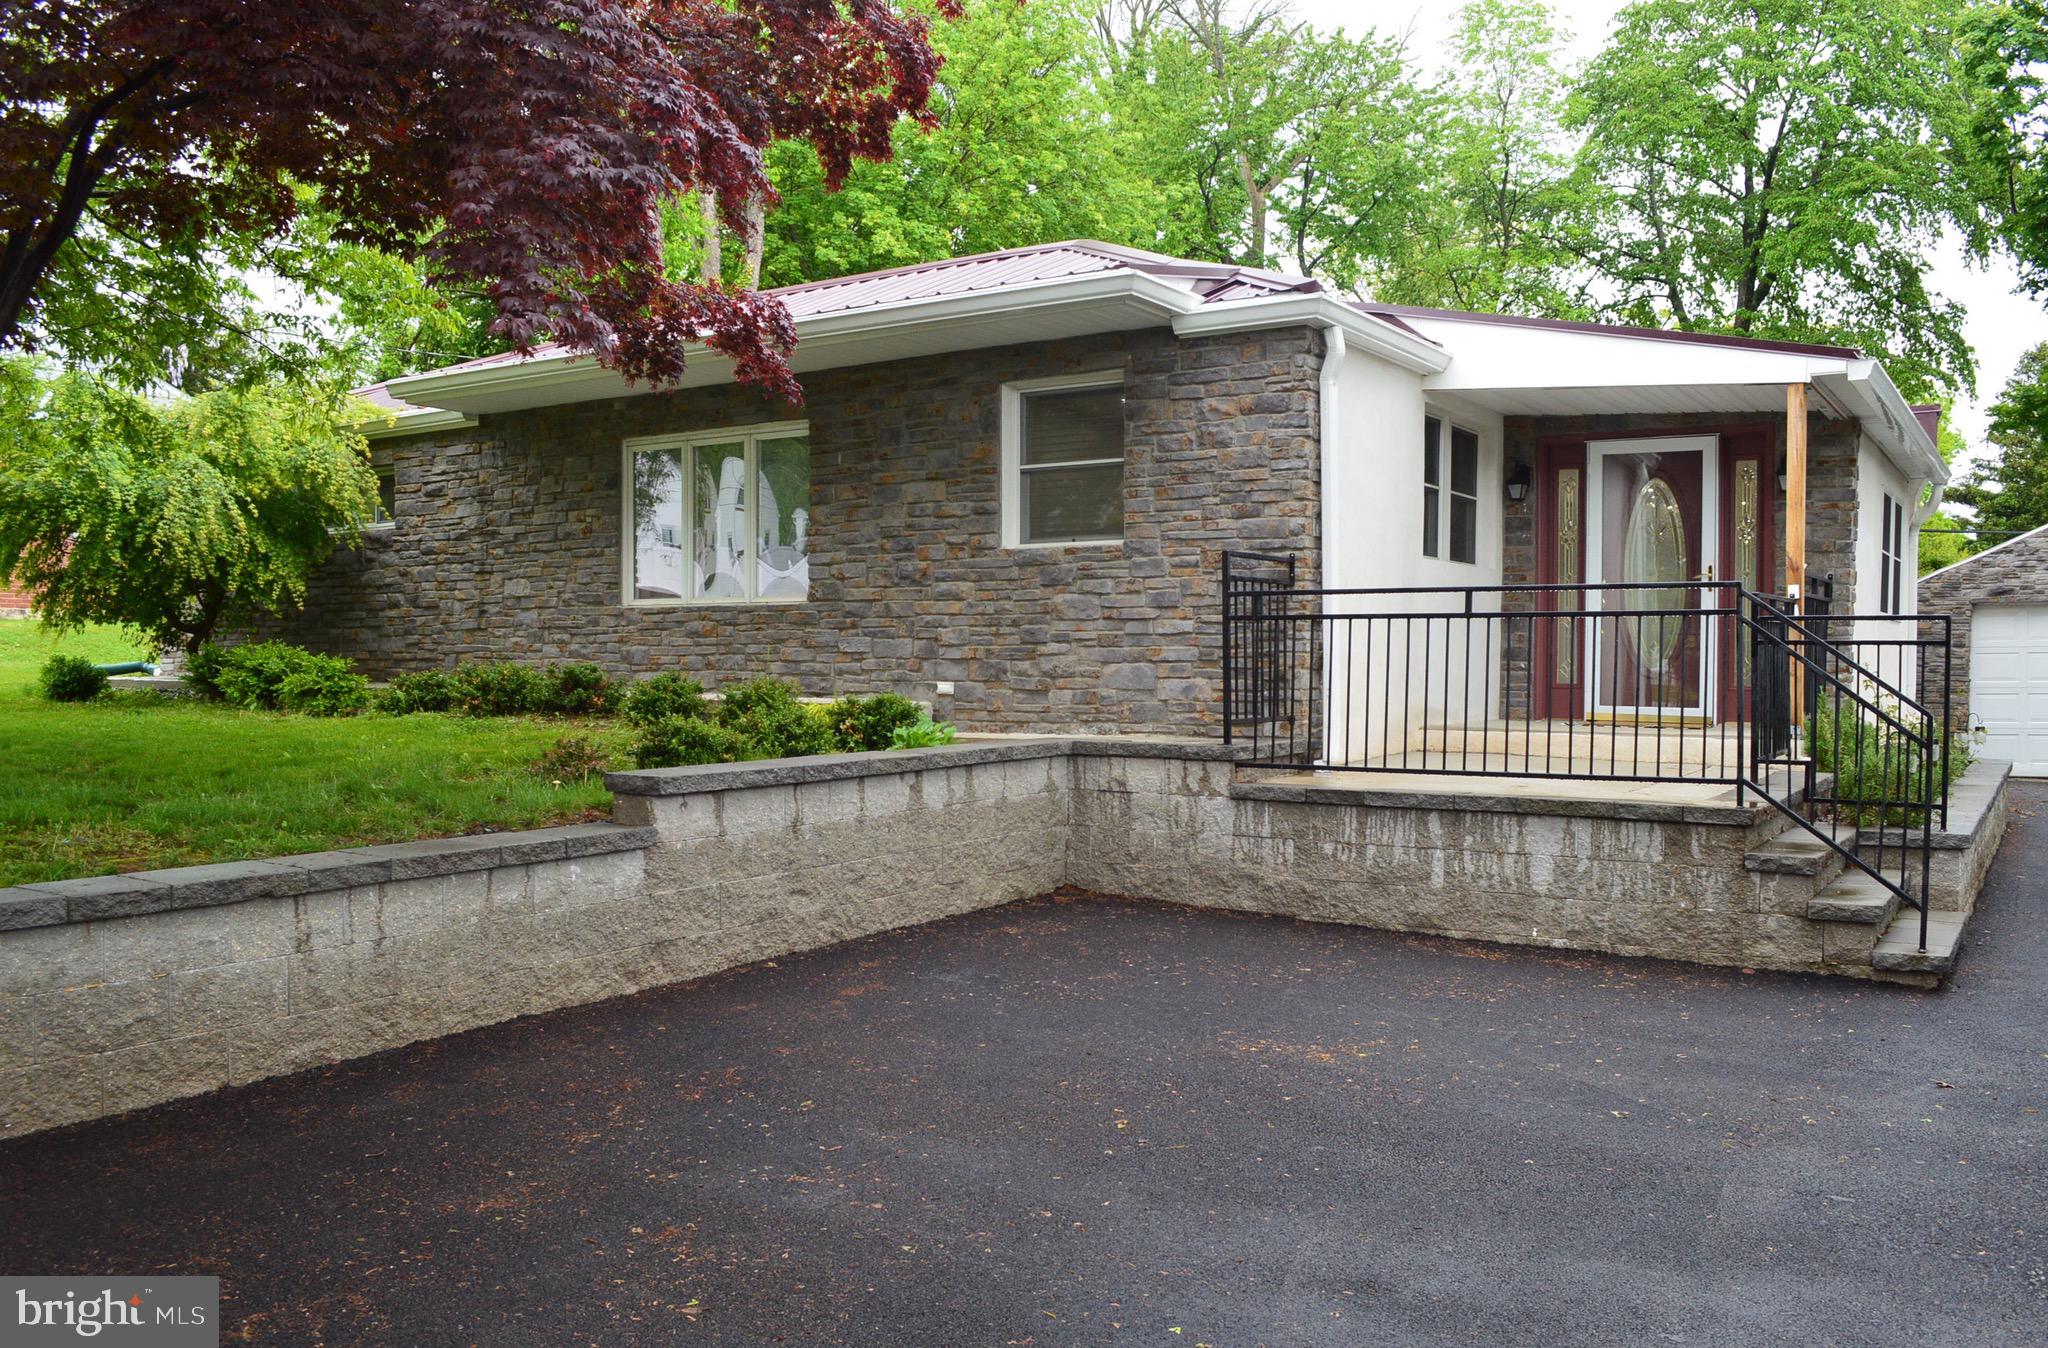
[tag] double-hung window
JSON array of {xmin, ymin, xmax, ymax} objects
[
  {"xmin": 1879, "ymin": 492, "xmax": 1906, "ymax": 614},
  {"xmin": 1002, "ymin": 371, "xmax": 1126, "ymax": 547},
  {"xmin": 1423, "ymin": 415, "xmax": 1479, "ymax": 564},
  {"xmin": 624, "ymin": 421, "xmax": 811, "ymax": 603}
]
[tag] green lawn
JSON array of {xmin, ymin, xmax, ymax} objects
[{"xmin": 0, "ymin": 622, "xmax": 632, "ymax": 886}]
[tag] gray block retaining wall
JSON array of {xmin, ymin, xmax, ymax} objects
[{"xmin": 0, "ymin": 743, "xmax": 2009, "ymax": 1139}]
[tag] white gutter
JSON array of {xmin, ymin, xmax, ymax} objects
[
  {"xmin": 1816, "ymin": 359, "xmax": 1947, "ymax": 486},
  {"xmin": 1171, "ymin": 292, "xmax": 1449, "ymax": 375},
  {"xmin": 386, "ymin": 271, "xmax": 1198, "ymax": 412},
  {"xmin": 382, "ymin": 272, "xmax": 1448, "ymax": 414},
  {"xmin": 359, "ymin": 407, "xmax": 479, "ymax": 440}
]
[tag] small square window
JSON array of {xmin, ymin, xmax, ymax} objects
[{"xmin": 1004, "ymin": 374, "xmax": 1126, "ymax": 547}]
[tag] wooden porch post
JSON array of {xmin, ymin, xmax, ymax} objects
[{"xmin": 1786, "ymin": 382, "xmax": 1808, "ymax": 731}]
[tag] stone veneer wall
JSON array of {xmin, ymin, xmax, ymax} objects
[
  {"xmin": 1918, "ymin": 527, "xmax": 2048, "ymax": 729},
  {"xmin": 252, "ymin": 327, "xmax": 1324, "ymax": 735},
  {"xmin": 1496, "ymin": 411, "xmax": 1858, "ymax": 715}
]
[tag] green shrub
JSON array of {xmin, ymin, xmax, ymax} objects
[
  {"xmin": 183, "ymin": 643, "xmax": 228, "ymax": 699},
  {"xmin": 889, "ymin": 715, "xmax": 958, "ymax": 750},
  {"xmin": 633, "ymin": 716, "xmax": 750, "ymax": 769},
  {"xmin": 716, "ymin": 676, "xmax": 833, "ymax": 759},
  {"xmin": 453, "ymin": 662, "xmax": 545, "ymax": 716},
  {"xmin": 38, "ymin": 653, "xmax": 107, "ymax": 702},
  {"xmin": 825, "ymin": 692, "xmax": 924, "ymax": 752},
  {"xmin": 274, "ymin": 660, "xmax": 371, "ymax": 717},
  {"xmin": 539, "ymin": 662, "xmax": 616, "ymax": 716},
  {"xmin": 376, "ymin": 668, "xmax": 462, "ymax": 715},
  {"xmin": 211, "ymin": 641, "xmax": 340, "ymax": 711},
  {"xmin": 621, "ymin": 672, "xmax": 707, "ymax": 727},
  {"xmin": 533, "ymin": 734, "xmax": 609, "ymax": 783},
  {"xmin": 1811, "ymin": 698, "xmax": 1972, "ymax": 827}
]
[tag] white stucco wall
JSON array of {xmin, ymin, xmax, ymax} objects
[
  {"xmin": 1320, "ymin": 348, "xmax": 1503, "ymax": 762},
  {"xmin": 1854, "ymin": 432, "xmax": 1919, "ymax": 617}
]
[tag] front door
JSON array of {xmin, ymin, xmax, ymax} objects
[{"xmin": 1585, "ymin": 436, "xmax": 1719, "ymax": 721}]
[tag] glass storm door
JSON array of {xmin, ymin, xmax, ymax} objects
[{"xmin": 1585, "ymin": 436, "xmax": 1719, "ymax": 721}]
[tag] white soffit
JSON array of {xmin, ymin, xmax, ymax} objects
[{"xmin": 1405, "ymin": 315, "xmax": 1943, "ymax": 485}]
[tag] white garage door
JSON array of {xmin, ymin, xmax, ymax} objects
[{"xmin": 1972, "ymin": 604, "xmax": 2048, "ymax": 776}]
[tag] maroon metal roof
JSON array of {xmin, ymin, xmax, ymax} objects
[
  {"xmin": 1911, "ymin": 403, "xmax": 1941, "ymax": 444},
  {"xmin": 1354, "ymin": 301, "xmax": 1864, "ymax": 360},
  {"xmin": 370, "ymin": 241, "xmax": 1348, "ymax": 404}
]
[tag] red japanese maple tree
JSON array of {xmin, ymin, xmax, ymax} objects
[{"xmin": 0, "ymin": 0, "xmax": 959, "ymax": 398}]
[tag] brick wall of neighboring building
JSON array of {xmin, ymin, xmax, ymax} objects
[
  {"xmin": 0, "ymin": 588, "xmax": 31, "ymax": 617},
  {"xmin": 1917, "ymin": 525, "xmax": 2048, "ymax": 729},
  {"xmin": 250, "ymin": 327, "xmax": 1325, "ymax": 735},
  {"xmin": 1495, "ymin": 410, "xmax": 1859, "ymax": 715}
]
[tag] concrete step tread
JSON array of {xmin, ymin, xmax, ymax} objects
[
  {"xmin": 1746, "ymin": 821, "xmax": 1856, "ymax": 875},
  {"xmin": 1872, "ymin": 909, "xmax": 1966, "ymax": 975},
  {"xmin": 1807, "ymin": 869, "xmax": 1902, "ymax": 925}
]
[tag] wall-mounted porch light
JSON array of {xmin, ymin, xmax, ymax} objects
[{"xmin": 1505, "ymin": 463, "xmax": 1533, "ymax": 503}]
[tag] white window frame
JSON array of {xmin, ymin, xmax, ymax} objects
[
  {"xmin": 1423, "ymin": 412, "xmax": 1482, "ymax": 565},
  {"xmin": 620, "ymin": 419, "xmax": 811, "ymax": 607},
  {"xmin": 1000, "ymin": 369, "xmax": 1127, "ymax": 550}
]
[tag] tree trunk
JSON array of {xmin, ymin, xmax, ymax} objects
[
  {"xmin": 741, "ymin": 193, "xmax": 765, "ymax": 289},
  {"xmin": 698, "ymin": 193, "xmax": 722, "ymax": 285},
  {"xmin": 1237, "ymin": 152, "xmax": 1267, "ymax": 267}
]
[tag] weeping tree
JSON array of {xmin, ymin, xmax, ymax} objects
[{"xmin": 0, "ymin": 362, "xmax": 379, "ymax": 653}]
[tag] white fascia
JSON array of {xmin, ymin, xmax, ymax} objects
[
  {"xmin": 1814, "ymin": 359, "xmax": 1947, "ymax": 487},
  {"xmin": 1170, "ymin": 292, "xmax": 1450, "ymax": 375},
  {"xmin": 359, "ymin": 407, "xmax": 479, "ymax": 439},
  {"xmin": 383, "ymin": 270, "xmax": 1199, "ymax": 414}
]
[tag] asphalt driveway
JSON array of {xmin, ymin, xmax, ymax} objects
[{"xmin": 4, "ymin": 787, "xmax": 2045, "ymax": 1347}]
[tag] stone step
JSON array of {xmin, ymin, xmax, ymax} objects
[
  {"xmin": 1746, "ymin": 821, "xmax": 1855, "ymax": 877},
  {"xmin": 1872, "ymin": 909, "xmax": 1967, "ymax": 976},
  {"xmin": 1807, "ymin": 869, "xmax": 1902, "ymax": 926}
]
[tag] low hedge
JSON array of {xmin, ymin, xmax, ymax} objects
[
  {"xmin": 169, "ymin": 645, "xmax": 959, "ymax": 755},
  {"xmin": 630, "ymin": 683, "xmax": 954, "ymax": 768}
]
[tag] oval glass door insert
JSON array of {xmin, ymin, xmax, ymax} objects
[{"xmin": 1623, "ymin": 476, "xmax": 1688, "ymax": 666}]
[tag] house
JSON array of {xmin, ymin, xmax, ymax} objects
[
  {"xmin": 1920, "ymin": 523, "xmax": 2048, "ymax": 775},
  {"xmin": 270, "ymin": 240, "xmax": 1945, "ymax": 747}
]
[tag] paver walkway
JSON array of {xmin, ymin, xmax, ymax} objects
[{"xmin": 4, "ymin": 788, "xmax": 2044, "ymax": 1346}]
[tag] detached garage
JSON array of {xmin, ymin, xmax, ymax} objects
[{"xmin": 1921, "ymin": 523, "xmax": 2048, "ymax": 776}]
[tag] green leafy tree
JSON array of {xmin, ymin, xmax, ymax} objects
[
  {"xmin": 1097, "ymin": 1, "xmax": 1435, "ymax": 287},
  {"xmin": 1919, "ymin": 509, "xmax": 1980, "ymax": 572},
  {"xmin": 1948, "ymin": 341, "xmax": 2048, "ymax": 540},
  {"xmin": 754, "ymin": 0, "xmax": 1155, "ymax": 286},
  {"xmin": 0, "ymin": 361, "xmax": 378, "ymax": 653},
  {"xmin": 1381, "ymin": 0, "xmax": 1593, "ymax": 314},
  {"xmin": 1566, "ymin": 0, "xmax": 1977, "ymax": 395},
  {"xmin": 1958, "ymin": 1, "xmax": 2048, "ymax": 296}
]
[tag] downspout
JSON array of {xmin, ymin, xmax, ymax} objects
[{"xmin": 1317, "ymin": 326, "xmax": 1345, "ymax": 766}]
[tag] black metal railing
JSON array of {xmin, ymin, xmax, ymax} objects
[
  {"xmin": 1744, "ymin": 597, "xmax": 1952, "ymax": 953},
  {"xmin": 1219, "ymin": 552, "xmax": 1956, "ymax": 952}
]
